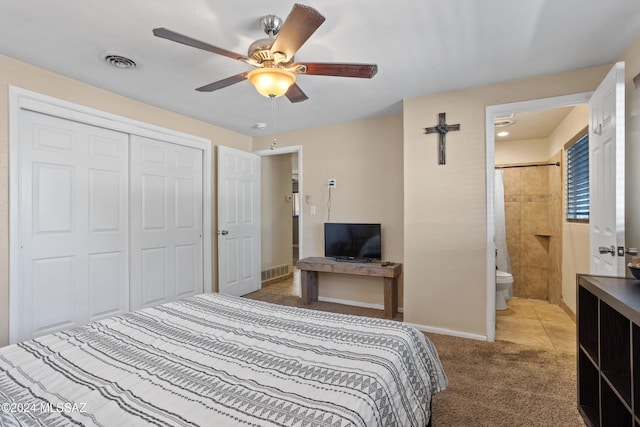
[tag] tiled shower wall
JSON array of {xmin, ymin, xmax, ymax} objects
[{"xmin": 502, "ymin": 154, "xmax": 562, "ymax": 302}]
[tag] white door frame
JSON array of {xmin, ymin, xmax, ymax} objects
[
  {"xmin": 9, "ymin": 86, "xmax": 213, "ymax": 342},
  {"xmin": 485, "ymin": 92, "xmax": 591, "ymax": 341},
  {"xmin": 254, "ymin": 145, "xmax": 304, "ymax": 261}
]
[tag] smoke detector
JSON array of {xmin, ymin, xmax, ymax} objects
[{"xmin": 102, "ymin": 52, "xmax": 137, "ymax": 69}]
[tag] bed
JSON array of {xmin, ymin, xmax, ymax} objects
[{"xmin": 0, "ymin": 293, "xmax": 447, "ymax": 426}]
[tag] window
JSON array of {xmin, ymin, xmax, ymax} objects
[{"xmin": 566, "ymin": 133, "xmax": 589, "ymax": 221}]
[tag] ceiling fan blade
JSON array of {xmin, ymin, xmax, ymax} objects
[
  {"xmin": 285, "ymin": 83, "xmax": 309, "ymax": 103},
  {"xmin": 153, "ymin": 27, "xmax": 250, "ymax": 62},
  {"xmin": 270, "ymin": 4, "xmax": 325, "ymax": 62},
  {"xmin": 294, "ymin": 63, "xmax": 378, "ymax": 78},
  {"xmin": 195, "ymin": 72, "xmax": 249, "ymax": 92}
]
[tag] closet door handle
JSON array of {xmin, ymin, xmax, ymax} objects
[{"xmin": 218, "ymin": 230, "xmax": 229, "ymax": 236}]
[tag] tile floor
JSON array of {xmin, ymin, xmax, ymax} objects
[
  {"xmin": 262, "ymin": 271, "xmax": 301, "ymax": 297},
  {"xmin": 496, "ymin": 297, "xmax": 577, "ymax": 352}
]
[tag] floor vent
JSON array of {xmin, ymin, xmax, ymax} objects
[{"xmin": 261, "ymin": 264, "xmax": 293, "ymax": 286}]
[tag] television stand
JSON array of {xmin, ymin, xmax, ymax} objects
[{"xmin": 296, "ymin": 257, "xmax": 402, "ymax": 319}]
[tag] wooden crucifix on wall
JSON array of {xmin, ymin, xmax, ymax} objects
[{"xmin": 424, "ymin": 112, "xmax": 461, "ymax": 165}]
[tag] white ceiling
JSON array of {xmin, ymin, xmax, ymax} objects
[{"xmin": 1, "ymin": 0, "xmax": 639, "ymax": 137}]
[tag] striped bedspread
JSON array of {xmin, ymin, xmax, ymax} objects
[{"xmin": 0, "ymin": 293, "xmax": 447, "ymax": 426}]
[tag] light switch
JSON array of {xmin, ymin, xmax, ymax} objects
[{"xmin": 310, "ymin": 205, "xmax": 316, "ymax": 215}]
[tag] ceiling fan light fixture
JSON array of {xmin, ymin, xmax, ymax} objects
[{"xmin": 248, "ymin": 68, "xmax": 295, "ymax": 98}]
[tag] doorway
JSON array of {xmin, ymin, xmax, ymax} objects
[
  {"xmin": 485, "ymin": 92, "xmax": 592, "ymax": 341},
  {"xmin": 255, "ymin": 146, "xmax": 303, "ymax": 290}
]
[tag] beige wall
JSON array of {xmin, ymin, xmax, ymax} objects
[
  {"xmin": 253, "ymin": 115, "xmax": 404, "ymax": 308},
  {"xmin": 260, "ymin": 154, "xmax": 293, "ymax": 271},
  {"xmin": 548, "ymin": 105, "xmax": 589, "ymax": 314},
  {"xmin": 403, "ymin": 65, "xmax": 610, "ymax": 337},
  {"xmin": 548, "ymin": 105, "xmax": 589, "ymax": 157},
  {"xmin": 495, "ymin": 138, "xmax": 550, "ymax": 164},
  {"xmin": 0, "ymin": 54, "xmax": 252, "ymax": 346}
]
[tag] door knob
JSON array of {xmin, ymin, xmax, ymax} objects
[
  {"xmin": 218, "ymin": 230, "xmax": 229, "ymax": 236},
  {"xmin": 593, "ymin": 123, "xmax": 603, "ymax": 135},
  {"xmin": 598, "ymin": 245, "xmax": 615, "ymax": 256}
]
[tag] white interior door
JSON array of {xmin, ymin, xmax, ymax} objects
[
  {"xmin": 590, "ymin": 62, "xmax": 625, "ymax": 276},
  {"xmin": 16, "ymin": 110, "xmax": 129, "ymax": 342},
  {"xmin": 130, "ymin": 135, "xmax": 204, "ymax": 310},
  {"xmin": 217, "ymin": 145, "xmax": 261, "ymax": 296}
]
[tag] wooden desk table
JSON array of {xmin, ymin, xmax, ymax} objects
[{"xmin": 296, "ymin": 257, "xmax": 402, "ymax": 319}]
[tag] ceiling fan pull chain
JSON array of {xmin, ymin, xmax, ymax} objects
[{"xmin": 271, "ymin": 94, "xmax": 278, "ymax": 149}]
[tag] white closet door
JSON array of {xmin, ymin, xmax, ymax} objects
[
  {"xmin": 130, "ymin": 135, "xmax": 204, "ymax": 310},
  {"xmin": 17, "ymin": 110, "xmax": 129, "ymax": 342}
]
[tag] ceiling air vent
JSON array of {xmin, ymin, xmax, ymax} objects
[
  {"xmin": 494, "ymin": 119, "xmax": 515, "ymax": 128},
  {"xmin": 103, "ymin": 53, "xmax": 137, "ymax": 69}
]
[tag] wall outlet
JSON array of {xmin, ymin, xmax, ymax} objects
[{"xmin": 328, "ymin": 178, "xmax": 337, "ymax": 188}]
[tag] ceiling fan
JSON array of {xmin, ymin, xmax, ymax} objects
[{"xmin": 153, "ymin": 3, "xmax": 378, "ymax": 103}]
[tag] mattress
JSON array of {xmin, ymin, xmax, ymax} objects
[{"xmin": 0, "ymin": 293, "xmax": 447, "ymax": 426}]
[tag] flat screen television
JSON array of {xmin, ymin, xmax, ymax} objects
[{"xmin": 324, "ymin": 223, "xmax": 382, "ymax": 261}]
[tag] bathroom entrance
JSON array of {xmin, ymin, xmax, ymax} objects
[
  {"xmin": 491, "ymin": 103, "xmax": 587, "ymax": 350},
  {"xmin": 485, "ymin": 92, "xmax": 592, "ymax": 342},
  {"xmin": 486, "ymin": 63, "xmax": 626, "ymax": 344}
]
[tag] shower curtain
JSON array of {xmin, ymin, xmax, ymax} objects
[{"xmin": 494, "ymin": 170, "xmax": 511, "ymax": 273}]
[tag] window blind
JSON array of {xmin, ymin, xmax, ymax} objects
[{"xmin": 566, "ymin": 133, "xmax": 589, "ymax": 220}]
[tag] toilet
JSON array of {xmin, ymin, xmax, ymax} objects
[{"xmin": 496, "ymin": 270, "xmax": 513, "ymax": 310}]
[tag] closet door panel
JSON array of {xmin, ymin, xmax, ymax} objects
[
  {"xmin": 175, "ymin": 244, "xmax": 197, "ymax": 298},
  {"xmin": 32, "ymin": 163, "xmax": 74, "ymax": 235},
  {"xmin": 130, "ymin": 135, "xmax": 204, "ymax": 310},
  {"xmin": 88, "ymin": 251, "xmax": 125, "ymax": 320},
  {"xmin": 32, "ymin": 256, "xmax": 75, "ymax": 335},
  {"xmin": 17, "ymin": 110, "xmax": 129, "ymax": 342},
  {"xmin": 141, "ymin": 247, "xmax": 168, "ymax": 306},
  {"xmin": 89, "ymin": 170, "xmax": 122, "ymax": 233}
]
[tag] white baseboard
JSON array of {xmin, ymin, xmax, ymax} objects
[
  {"xmin": 317, "ymin": 296, "xmax": 404, "ymax": 313},
  {"xmin": 404, "ymin": 322, "xmax": 489, "ymax": 341},
  {"xmin": 317, "ymin": 296, "xmax": 489, "ymax": 341}
]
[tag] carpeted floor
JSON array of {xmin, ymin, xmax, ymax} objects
[{"xmin": 245, "ymin": 286, "xmax": 585, "ymax": 427}]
